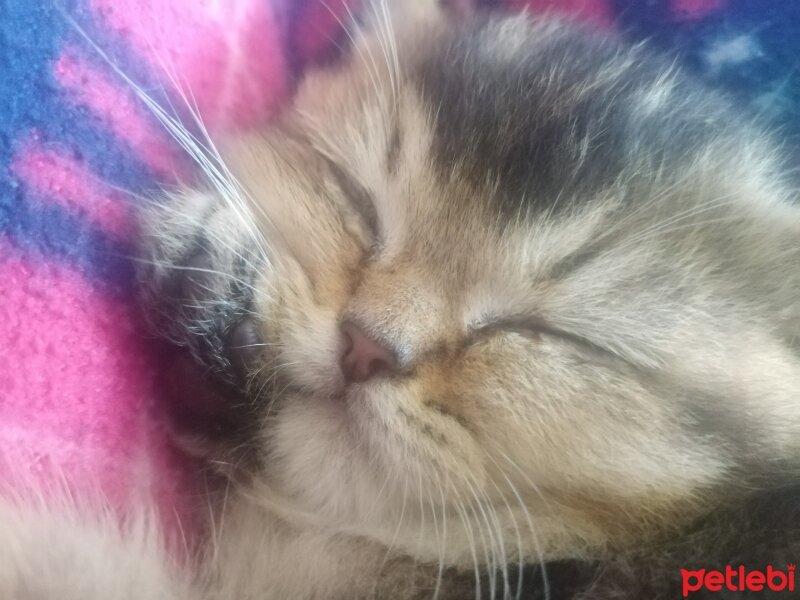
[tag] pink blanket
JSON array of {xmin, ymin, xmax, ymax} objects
[{"xmin": 0, "ymin": 0, "xmax": 359, "ymax": 551}]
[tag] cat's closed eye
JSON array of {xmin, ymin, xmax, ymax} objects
[
  {"xmin": 468, "ymin": 316, "xmax": 547, "ymax": 342},
  {"xmin": 326, "ymin": 158, "xmax": 382, "ymax": 250},
  {"xmin": 467, "ymin": 312, "xmax": 636, "ymax": 380}
]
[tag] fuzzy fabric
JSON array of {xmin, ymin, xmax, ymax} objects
[
  {"xmin": 0, "ymin": 0, "xmax": 359, "ymax": 551},
  {"xmin": 0, "ymin": 0, "xmax": 797, "ymax": 553}
]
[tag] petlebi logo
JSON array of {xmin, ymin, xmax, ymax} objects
[{"xmin": 681, "ymin": 565, "xmax": 796, "ymax": 597}]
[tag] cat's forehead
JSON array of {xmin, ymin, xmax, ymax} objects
[
  {"xmin": 340, "ymin": 15, "xmax": 744, "ymax": 225},
  {"xmin": 284, "ymin": 14, "xmax": 762, "ymax": 314},
  {"xmin": 408, "ymin": 18, "xmax": 719, "ymax": 220},
  {"xmin": 336, "ymin": 26, "xmax": 635, "ymax": 265}
]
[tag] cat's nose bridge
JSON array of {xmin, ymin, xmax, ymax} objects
[{"xmin": 343, "ymin": 268, "xmax": 451, "ymax": 369}]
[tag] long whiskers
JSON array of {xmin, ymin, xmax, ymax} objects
[{"xmin": 61, "ymin": 11, "xmax": 273, "ymax": 275}]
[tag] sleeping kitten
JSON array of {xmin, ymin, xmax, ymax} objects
[{"xmin": 6, "ymin": 4, "xmax": 800, "ymax": 599}]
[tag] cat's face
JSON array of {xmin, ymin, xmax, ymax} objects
[{"xmin": 140, "ymin": 15, "xmax": 800, "ymax": 566}]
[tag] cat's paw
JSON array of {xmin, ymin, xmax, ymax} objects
[
  {"xmin": 137, "ymin": 188, "xmax": 271, "ymax": 462},
  {"xmin": 138, "ymin": 189, "xmax": 267, "ymax": 385}
]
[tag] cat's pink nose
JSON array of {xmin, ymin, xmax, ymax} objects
[{"xmin": 340, "ymin": 322, "xmax": 396, "ymax": 383}]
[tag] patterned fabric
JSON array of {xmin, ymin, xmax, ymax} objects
[
  {"xmin": 0, "ymin": 0, "xmax": 358, "ymax": 549},
  {"xmin": 515, "ymin": 0, "xmax": 800, "ymax": 145},
  {"xmin": 0, "ymin": 0, "xmax": 797, "ymax": 547}
]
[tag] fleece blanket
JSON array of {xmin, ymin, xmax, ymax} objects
[
  {"xmin": 1, "ymin": 0, "xmax": 798, "ymax": 552},
  {"xmin": 0, "ymin": 0, "xmax": 363, "ymax": 549}
]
